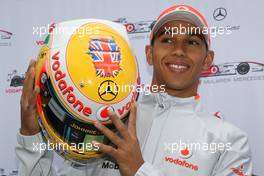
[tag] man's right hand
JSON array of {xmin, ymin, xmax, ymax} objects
[{"xmin": 20, "ymin": 60, "xmax": 41, "ymax": 136}]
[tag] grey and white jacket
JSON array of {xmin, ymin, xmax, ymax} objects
[{"xmin": 16, "ymin": 93, "xmax": 252, "ymax": 176}]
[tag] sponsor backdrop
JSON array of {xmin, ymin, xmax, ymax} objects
[{"xmin": 0, "ymin": 0, "xmax": 263, "ymax": 175}]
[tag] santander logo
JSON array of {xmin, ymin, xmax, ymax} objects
[{"xmin": 164, "ymin": 147, "xmax": 198, "ymax": 171}]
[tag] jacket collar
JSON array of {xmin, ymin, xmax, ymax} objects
[{"xmin": 140, "ymin": 92, "xmax": 202, "ymax": 113}]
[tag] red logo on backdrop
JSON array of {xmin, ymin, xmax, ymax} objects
[
  {"xmin": 36, "ymin": 40, "xmax": 45, "ymax": 45},
  {"xmin": 200, "ymin": 61, "xmax": 264, "ymax": 77},
  {"xmin": 113, "ymin": 18, "xmax": 153, "ymax": 34},
  {"xmin": 214, "ymin": 111, "xmax": 222, "ymax": 119},
  {"xmin": 35, "ymin": 22, "xmax": 55, "ymax": 46}
]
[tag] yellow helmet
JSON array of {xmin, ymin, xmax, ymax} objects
[{"xmin": 35, "ymin": 19, "xmax": 140, "ymax": 165}]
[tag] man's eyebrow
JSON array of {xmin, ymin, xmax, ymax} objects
[
  {"xmin": 156, "ymin": 31, "xmax": 168, "ymax": 38},
  {"xmin": 187, "ymin": 32, "xmax": 204, "ymax": 40},
  {"xmin": 187, "ymin": 30, "xmax": 203, "ymax": 36}
]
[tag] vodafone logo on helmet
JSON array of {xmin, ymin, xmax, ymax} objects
[
  {"xmin": 96, "ymin": 106, "xmax": 114, "ymax": 121},
  {"xmin": 50, "ymin": 51, "xmax": 93, "ymax": 118}
]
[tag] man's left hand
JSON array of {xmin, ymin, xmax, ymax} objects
[{"xmin": 93, "ymin": 104, "xmax": 144, "ymax": 176}]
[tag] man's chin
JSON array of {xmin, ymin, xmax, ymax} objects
[{"xmin": 164, "ymin": 83, "xmax": 188, "ymax": 92}]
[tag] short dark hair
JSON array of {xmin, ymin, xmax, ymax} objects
[{"xmin": 150, "ymin": 26, "xmax": 208, "ymax": 51}]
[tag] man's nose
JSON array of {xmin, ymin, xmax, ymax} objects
[{"xmin": 170, "ymin": 41, "xmax": 186, "ymax": 58}]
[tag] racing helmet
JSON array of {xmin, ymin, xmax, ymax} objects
[{"xmin": 35, "ymin": 19, "xmax": 140, "ymax": 165}]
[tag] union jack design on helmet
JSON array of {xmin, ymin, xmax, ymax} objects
[{"xmin": 88, "ymin": 37, "xmax": 122, "ymax": 77}]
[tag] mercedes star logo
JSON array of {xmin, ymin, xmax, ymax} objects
[
  {"xmin": 98, "ymin": 80, "xmax": 118, "ymax": 101},
  {"xmin": 213, "ymin": 7, "xmax": 227, "ymax": 21}
]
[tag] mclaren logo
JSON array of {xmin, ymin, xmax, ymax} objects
[
  {"xmin": 213, "ymin": 7, "xmax": 227, "ymax": 21},
  {"xmin": 230, "ymin": 164, "xmax": 247, "ymax": 176}
]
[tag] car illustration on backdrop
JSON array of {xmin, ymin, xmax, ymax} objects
[
  {"xmin": 200, "ymin": 61, "xmax": 264, "ymax": 77},
  {"xmin": 114, "ymin": 18, "xmax": 154, "ymax": 34},
  {"xmin": 7, "ymin": 70, "xmax": 25, "ymax": 87},
  {"xmin": 10, "ymin": 75, "xmax": 25, "ymax": 87},
  {"xmin": 0, "ymin": 29, "xmax": 12, "ymax": 39}
]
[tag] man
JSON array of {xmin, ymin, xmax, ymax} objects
[{"xmin": 16, "ymin": 4, "xmax": 252, "ymax": 176}]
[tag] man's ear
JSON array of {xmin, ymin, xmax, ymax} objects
[
  {"xmin": 203, "ymin": 50, "xmax": 214, "ymax": 70},
  {"xmin": 145, "ymin": 45, "xmax": 153, "ymax": 65}
]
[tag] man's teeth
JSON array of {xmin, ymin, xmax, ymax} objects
[{"xmin": 169, "ymin": 64, "xmax": 188, "ymax": 69}]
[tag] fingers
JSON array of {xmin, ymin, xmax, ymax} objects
[
  {"xmin": 28, "ymin": 86, "xmax": 40, "ymax": 110},
  {"xmin": 20, "ymin": 60, "xmax": 41, "ymax": 136},
  {"xmin": 92, "ymin": 141, "xmax": 118, "ymax": 157},
  {"xmin": 26, "ymin": 59, "xmax": 35, "ymax": 73},
  {"xmin": 94, "ymin": 121, "xmax": 123, "ymax": 146},
  {"xmin": 22, "ymin": 60, "xmax": 36, "ymax": 98},
  {"xmin": 21, "ymin": 60, "xmax": 36, "ymax": 108},
  {"xmin": 128, "ymin": 103, "xmax": 137, "ymax": 137},
  {"xmin": 108, "ymin": 110, "xmax": 130, "ymax": 140}
]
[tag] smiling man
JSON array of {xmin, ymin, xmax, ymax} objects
[
  {"xmin": 146, "ymin": 19, "xmax": 212, "ymax": 97},
  {"xmin": 16, "ymin": 4, "xmax": 252, "ymax": 176},
  {"xmin": 93, "ymin": 4, "xmax": 253, "ymax": 176}
]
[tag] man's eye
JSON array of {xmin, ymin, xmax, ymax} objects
[
  {"xmin": 188, "ymin": 40, "xmax": 200, "ymax": 45},
  {"xmin": 161, "ymin": 38, "xmax": 173, "ymax": 44}
]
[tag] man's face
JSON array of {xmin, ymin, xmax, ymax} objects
[{"xmin": 146, "ymin": 20, "xmax": 214, "ymax": 97}]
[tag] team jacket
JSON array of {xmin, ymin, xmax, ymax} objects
[{"xmin": 16, "ymin": 93, "xmax": 253, "ymax": 176}]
